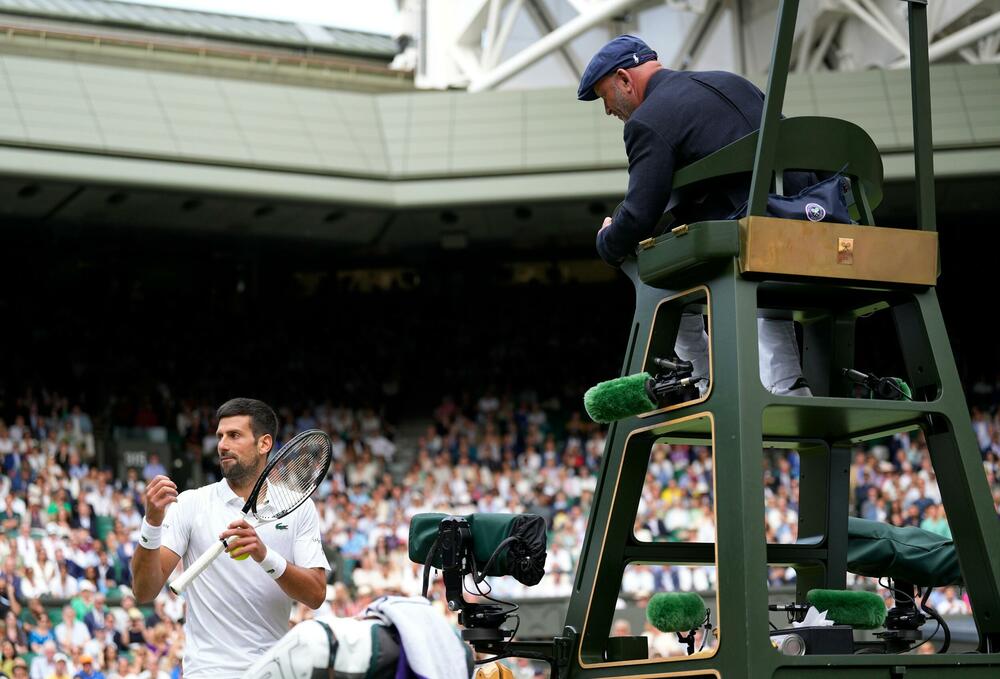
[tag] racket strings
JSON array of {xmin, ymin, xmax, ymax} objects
[{"xmin": 254, "ymin": 432, "xmax": 331, "ymax": 521}]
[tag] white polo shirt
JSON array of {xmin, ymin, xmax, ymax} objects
[{"xmin": 162, "ymin": 480, "xmax": 329, "ymax": 679}]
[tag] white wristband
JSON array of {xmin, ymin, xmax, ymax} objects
[
  {"xmin": 259, "ymin": 548, "xmax": 287, "ymax": 580},
  {"xmin": 139, "ymin": 519, "xmax": 162, "ymax": 550}
]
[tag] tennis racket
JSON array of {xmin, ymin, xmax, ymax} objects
[{"xmin": 168, "ymin": 429, "xmax": 332, "ymax": 594}]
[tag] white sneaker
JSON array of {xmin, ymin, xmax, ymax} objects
[{"xmin": 776, "ymin": 377, "xmax": 813, "ymax": 397}]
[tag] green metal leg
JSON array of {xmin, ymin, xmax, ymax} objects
[
  {"xmin": 825, "ymin": 445, "xmax": 851, "ymax": 591},
  {"xmin": 705, "ymin": 263, "xmax": 773, "ymax": 677},
  {"xmin": 912, "ymin": 290, "xmax": 1000, "ymax": 649},
  {"xmin": 801, "ymin": 311, "xmax": 857, "ymax": 398},
  {"xmin": 794, "ymin": 442, "xmax": 850, "ymax": 600}
]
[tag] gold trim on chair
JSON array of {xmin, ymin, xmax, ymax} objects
[
  {"xmin": 738, "ymin": 217, "xmax": 938, "ymax": 286},
  {"xmin": 637, "ymin": 286, "xmax": 713, "ymax": 418},
  {"xmin": 578, "ymin": 413, "xmax": 720, "ymax": 671}
]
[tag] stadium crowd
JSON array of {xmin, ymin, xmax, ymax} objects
[{"xmin": 2, "ymin": 385, "xmax": 997, "ymax": 673}]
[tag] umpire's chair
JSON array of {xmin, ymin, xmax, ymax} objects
[{"xmin": 558, "ymin": 1, "xmax": 1000, "ymax": 678}]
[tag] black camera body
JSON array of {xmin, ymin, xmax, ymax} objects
[
  {"xmin": 435, "ymin": 517, "xmax": 515, "ymax": 643},
  {"xmin": 644, "ymin": 357, "xmax": 700, "ymax": 406},
  {"xmin": 415, "ymin": 513, "xmax": 569, "ymax": 673}
]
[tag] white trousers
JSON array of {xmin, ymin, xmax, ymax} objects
[{"xmin": 674, "ymin": 312, "xmax": 810, "ymax": 396}]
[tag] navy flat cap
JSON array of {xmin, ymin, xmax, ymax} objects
[{"xmin": 577, "ymin": 35, "xmax": 658, "ymax": 101}]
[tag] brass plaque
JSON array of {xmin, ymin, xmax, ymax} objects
[
  {"xmin": 838, "ymin": 237, "xmax": 854, "ymax": 265},
  {"xmin": 738, "ymin": 217, "xmax": 938, "ymax": 286}
]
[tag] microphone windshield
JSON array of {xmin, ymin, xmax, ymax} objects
[
  {"xmin": 806, "ymin": 589, "xmax": 887, "ymax": 629},
  {"xmin": 647, "ymin": 592, "xmax": 706, "ymax": 632},
  {"xmin": 584, "ymin": 373, "xmax": 656, "ymax": 423}
]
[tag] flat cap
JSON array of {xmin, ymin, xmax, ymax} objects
[{"xmin": 577, "ymin": 35, "xmax": 658, "ymax": 101}]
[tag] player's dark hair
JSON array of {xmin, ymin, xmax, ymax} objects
[{"xmin": 216, "ymin": 398, "xmax": 277, "ymax": 441}]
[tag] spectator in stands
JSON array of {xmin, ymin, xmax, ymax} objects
[
  {"xmin": 10, "ymin": 658, "xmax": 28, "ymax": 679},
  {"xmin": 140, "ymin": 456, "xmax": 166, "ymax": 483},
  {"xmin": 0, "ymin": 497, "xmax": 21, "ymax": 534},
  {"xmin": 147, "ymin": 623, "xmax": 174, "ymax": 662},
  {"xmin": 47, "ymin": 563, "xmax": 78, "ymax": 600},
  {"xmin": 70, "ymin": 583, "xmax": 97, "ymax": 623},
  {"xmin": 93, "ymin": 553, "xmax": 116, "ymax": 594},
  {"xmin": 920, "ymin": 503, "xmax": 952, "ymax": 538},
  {"xmin": 54, "ymin": 605, "xmax": 90, "ymax": 656},
  {"xmin": 902, "ymin": 503, "xmax": 922, "ymax": 528},
  {"xmin": 3, "ymin": 611, "xmax": 26, "ymax": 656},
  {"xmin": 48, "ymin": 654, "xmax": 72, "ymax": 679},
  {"xmin": 101, "ymin": 614, "xmax": 126, "ymax": 653},
  {"xmin": 104, "ymin": 658, "xmax": 127, "ymax": 679},
  {"xmin": 17, "ymin": 598, "xmax": 42, "ymax": 633},
  {"xmin": 48, "ymin": 490, "xmax": 72, "ymax": 521},
  {"xmin": 70, "ymin": 654, "xmax": 100, "ymax": 679},
  {"xmin": 115, "ymin": 500, "xmax": 141, "ymax": 537},
  {"xmin": 100, "ymin": 646, "xmax": 119, "ymax": 674},
  {"xmin": 611, "ymin": 619, "xmax": 632, "ymax": 637},
  {"xmin": 124, "ymin": 610, "xmax": 145, "ymax": 648},
  {"xmin": 0, "ymin": 577, "xmax": 16, "ymax": 621},
  {"xmin": 100, "ymin": 536, "xmax": 130, "ymax": 589},
  {"xmin": 28, "ymin": 613, "xmax": 56, "ymax": 653},
  {"xmin": 29, "ymin": 641, "xmax": 58, "ymax": 679},
  {"xmin": 81, "ymin": 628, "xmax": 109, "ymax": 667},
  {"xmin": 137, "ymin": 652, "xmax": 168, "ymax": 679},
  {"xmin": 143, "ymin": 598, "xmax": 167, "ymax": 630},
  {"xmin": 17, "ymin": 566, "xmax": 44, "ymax": 602},
  {"xmin": 109, "ymin": 594, "xmax": 136, "ymax": 632},
  {"xmin": 33, "ymin": 550, "xmax": 55, "ymax": 588},
  {"xmin": 937, "ymin": 586, "xmax": 969, "ymax": 615},
  {"xmin": 78, "ymin": 592, "xmax": 105, "ymax": 635},
  {"xmin": 85, "ymin": 478, "xmax": 113, "ymax": 518},
  {"xmin": 1, "ymin": 641, "xmax": 18, "ymax": 676},
  {"xmin": 71, "ymin": 502, "xmax": 98, "ymax": 541},
  {"xmin": 337, "ymin": 517, "xmax": 368, "ymax": 567},
  {"xmin": 159, "ymin": 592, "xmax": 183, "ymax": 626}
]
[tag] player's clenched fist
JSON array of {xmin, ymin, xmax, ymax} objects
[{"xmin": 144, "ymin": 475, "xmax": 178, "ymax": 526}]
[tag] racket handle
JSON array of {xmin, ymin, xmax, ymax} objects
[{"xmin": 168, "ymin": 540, "xmax": 227, "ymax": 594}]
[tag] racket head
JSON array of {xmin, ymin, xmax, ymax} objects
[{"xmin": 247, "ymin": 429, "xmax": 332, "ymax": 522}]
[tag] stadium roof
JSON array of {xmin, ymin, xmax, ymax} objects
[
  {"xmin": 0, "ymin": 0, "xmax": 397, "ymax": 58},
  {"xmin": 0, "ymin": 46, "xmax": 997, "ymax": 247},
  {"xmin": 0, "ymin": 53, "xmax": 997, "ymax": 204}
]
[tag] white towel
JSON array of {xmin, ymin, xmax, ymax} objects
[{"xmin": 366, "ymin": 596, "xmax": 472, "ymax": 679}]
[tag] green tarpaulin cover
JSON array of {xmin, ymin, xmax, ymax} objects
[
  {"xmin": 409, "ymin": 512, "xmax": 546, "ymax": 585},
  {"xmin": 847, "ymin": 517, "xmax": 963, "ymax": 587}
]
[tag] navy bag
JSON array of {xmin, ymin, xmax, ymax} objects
[{"xmin": 729, "ymin": 170, "xmax": 853, "ymax": 224}]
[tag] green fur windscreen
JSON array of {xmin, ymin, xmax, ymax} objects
[
  {"xmin": 646, "ymin": 592, "xmax": 706, "ymax": 632},
  {"xmin": 807, "ymin": 589, "xmax": 887, "ymax": 629},
  {"xmin": 584, "ymin": 372, "xmax": 656, "ymax": 423}
]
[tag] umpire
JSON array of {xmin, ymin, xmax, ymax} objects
[{"xmin": 579, "ymin": 35, "xmax": 812, "ymax": 396}]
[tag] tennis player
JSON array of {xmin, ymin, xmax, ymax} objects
[{"xmin": 131, "ymin": 398, "xmax": 328, "ymax": 678}]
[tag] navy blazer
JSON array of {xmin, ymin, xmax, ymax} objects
[{"xmin": 597, "ymin": 68, "xmax": 811, "ymax": 265}]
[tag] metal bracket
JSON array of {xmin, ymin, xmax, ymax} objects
[{"xmin": 554, "ymin": 627, "xmax": 577, "ymax": 668}]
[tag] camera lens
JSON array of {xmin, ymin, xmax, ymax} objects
[{"xmin": 779, "ymin": 633, "xmax": 806, "ymax": 656}]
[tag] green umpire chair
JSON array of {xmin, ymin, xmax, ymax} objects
[{"xmin": 559, "ymin": 1, "xmax": 1000, "ymax": 678}]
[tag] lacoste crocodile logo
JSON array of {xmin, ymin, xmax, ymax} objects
[{"xmin": 276, "ymin": 523, "xmax": 288, "ymax": 530}]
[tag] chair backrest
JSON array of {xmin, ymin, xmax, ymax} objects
[{"xmin": 670, "ymin": 116, "xmax": 884, "ymax": 225}]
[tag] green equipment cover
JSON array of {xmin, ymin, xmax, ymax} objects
[
  {"xmin": 409, "ymin": 513, "xmax": 547, "ymax": 585},
  {"xmin": 847, "ymin": 517, "xmax": 963, "ymax": 587}
]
